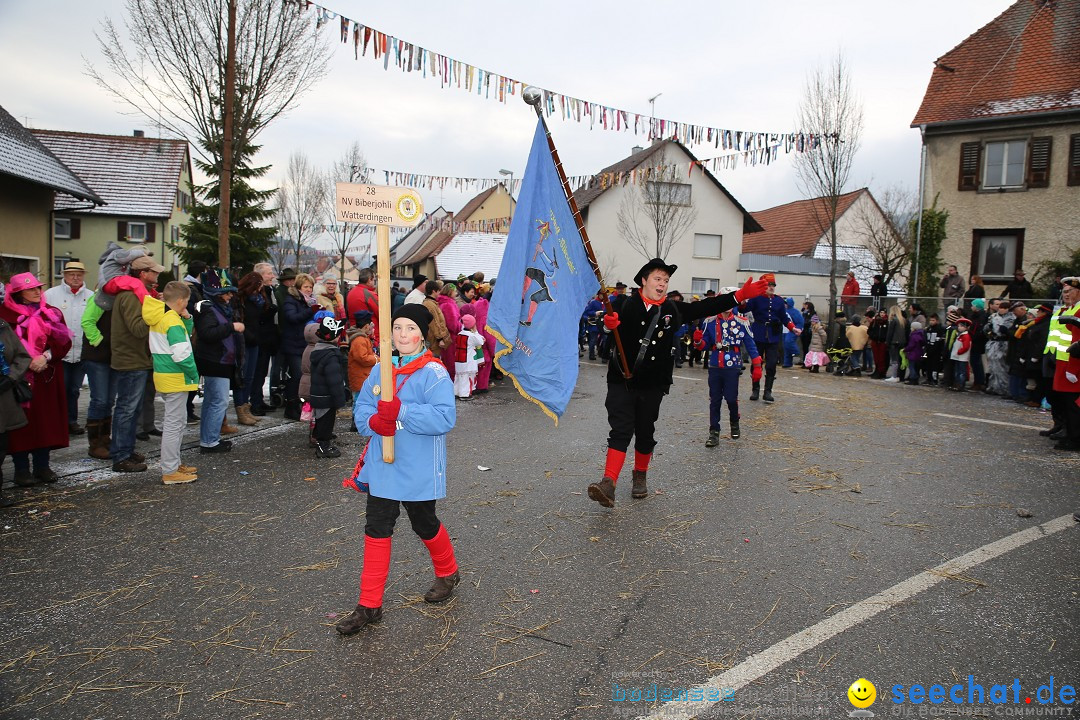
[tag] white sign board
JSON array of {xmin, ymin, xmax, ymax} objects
[{"xmin": 335, "ymin": 182, "xmax": 424, "ymax": 228}]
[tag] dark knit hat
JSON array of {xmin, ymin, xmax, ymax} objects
[
  {"xmin": 392, "ymin": 303, "xmax": 432, "ymax": 340},
  {"xmin": 353, "ymin": 310, "xmax": 373, "ymax": 327}
]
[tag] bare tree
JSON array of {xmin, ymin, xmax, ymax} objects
[
  {"xmin": 89, "ymin": 0, "xmax": 330, "ymax": 169},
  {"xmin": 616, "ymin": 164, "xmax": 698, "ymax": 262},
  {"xmin": 326, "ymin": 142, "xmax": 372, "ymax": 280},
  {"xmin": 793, "ymin": 52, "xmax": 863, "ymax": 333},
  {"xmin": 850, "ymin": 184, "xmax": 917, "ymax": 290},
  {"xmin": 276, "ymin": 151, "xmax": 327, "ymax": 273}
]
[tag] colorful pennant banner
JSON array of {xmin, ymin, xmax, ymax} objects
[{"xmin": 285, "ymin": 0, "xmax": 821, "ymax": 154}]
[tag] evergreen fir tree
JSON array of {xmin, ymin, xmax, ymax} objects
[{"xmin": 173, "ymin": 137, "xmax": 277, "ymax": 274}]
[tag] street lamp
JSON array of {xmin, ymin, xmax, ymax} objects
[{"xmin": 499, "ymin": 168, "xmax": 514, "ymax": 227}]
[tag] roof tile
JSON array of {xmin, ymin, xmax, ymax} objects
[
  {"xmin": 745, "ymin": 189, "xmax": 865, "ymax": 256},
  {"xmin": 912, "ymin": 0, "xmax": 1080, "ymax": 126},
  {"xmin": 0, "ymin": 104, "xmax": 101, "ymax": 202},
  {"xmin": 31, "ymin": 130, "xmax": 189, "ymax": 218}
]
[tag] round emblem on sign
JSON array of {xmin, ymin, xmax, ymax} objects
[{"xmin": 396, "ymin": 194, "xmax": 423, "ymax": 224}]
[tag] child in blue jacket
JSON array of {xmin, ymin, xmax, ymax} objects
[{"xmin": 337, "ymin": 304, "xmax": 458, "ymax": 636}]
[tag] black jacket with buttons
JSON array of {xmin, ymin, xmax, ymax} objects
[{"xmin": 606, "ymin": 289, "xmax": 738, "ymax": 389}]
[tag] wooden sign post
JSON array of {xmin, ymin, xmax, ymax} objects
[{"xmin": 335, "ymin": 182, "xmax": 424, "ymax": 462}]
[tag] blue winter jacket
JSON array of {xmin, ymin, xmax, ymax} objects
[
  {"xmin": 280, "ymin": 291, "xmax": 315, "ymax": 357},
  {"xmin": 743, "ymin": 294, "xmax": 795, "ymax": 345},
  {"xmin": 353, "ymin": 356, "xmax": 456, "ymax": 501}
]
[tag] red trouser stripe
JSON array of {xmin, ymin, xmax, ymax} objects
[
  {"xmin": 421, "ymin": 524, "xmax": 458, "ymax": 578},
  {"xmin": 358, "ymin": 535, "xmax": 392, "ymax": 608}
]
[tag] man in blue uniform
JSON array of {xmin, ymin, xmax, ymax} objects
[{"xmin": 740, "ymin": 273, "xmax": 800, "ymax": 403}]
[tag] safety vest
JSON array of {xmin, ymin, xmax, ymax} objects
[{"xmin": 1045, "ymin": 302, "xmax": 1080, "ymax": 360}]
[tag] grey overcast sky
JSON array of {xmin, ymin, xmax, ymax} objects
[{"xmin": 0, "ymin": 0, "xmax": 1015, "ymax": 246}]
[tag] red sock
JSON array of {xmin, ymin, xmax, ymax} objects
[
  {"xmin": 603, "ymin": 448, "xmax": 627, "ymax": 483},
  {"xmin": 358, "ymin": 535, "xmax": 392, "ymax": 608},
  {"xmin": 634, "ymin": 451, "xmax": 651, "ymax": 472},
  {"xmin": 421, "ymin": 524, "xmax": 458, "ymax": 577}
]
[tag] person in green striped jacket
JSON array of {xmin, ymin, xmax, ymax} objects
[{"xmin": 142, "ymin": 281, "xmax": 200, "ymax": 485}]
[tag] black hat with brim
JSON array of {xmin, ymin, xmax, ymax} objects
[{"xmin": 634, "ymin": 258, "xmax": 678, "ymax": 286}]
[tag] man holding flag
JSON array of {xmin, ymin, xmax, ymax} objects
[{"xmin": 588, "ymin": 262, "xmax": 769, "ymax": 507}]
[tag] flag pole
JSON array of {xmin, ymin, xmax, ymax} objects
[{"xmin": 522, "ymin": 87, "xmax": 632, "ymax": 380}]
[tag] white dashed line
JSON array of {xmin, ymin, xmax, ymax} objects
[
  {"xmin": 932, "ymin": 412, "xmax": 1046, "ymax": 431},
  {"xmin": 638, "ymin": 514, "xmax": 1077, "ymax": 719}
]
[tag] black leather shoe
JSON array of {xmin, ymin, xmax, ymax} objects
[
  {"xmin": 200, "ymin": 441, "xmax": 233, "ymax": 454},
  {"xmin": 136, "ymin": 431, "xmax": 150, "ymax": 441},
  {"xmin": 705, "ymin": 430, "xmax": 720, "ymax": 448},
  {"xmin": 112, "ymin": 458, "xmax": 148, "ymax": 473},
  {"xmin": 33, "ymin": 468, "xmax": 59, "ymax": 484}
]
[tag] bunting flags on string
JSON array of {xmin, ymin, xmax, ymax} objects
[
  {"xmin": 360, "ymin": 145, "xmax": 796, "ymax": 198},
  {"xmin": 284, "ymin": 0, "xmax": 822, "ymax": 154}
]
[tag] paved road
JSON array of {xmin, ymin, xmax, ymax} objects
[{"xmin": 1, "ymin": 363, "xmax": 1077, "ymax": 719}]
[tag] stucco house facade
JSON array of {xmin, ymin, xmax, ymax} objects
[
  {"xmin": 572, "ymin": 140, "xmax": 760, "ymax": 295},
  {"xmin": 32, "ymin": 130, "xmax": 193, "ymax": 288},
  {"xmin": 0, "ymin": 105, "xmax": 102, "ymax": 284},
  {"xmin": 911, "ymin": 0, "xmax": 1080, "ymax": 296}
]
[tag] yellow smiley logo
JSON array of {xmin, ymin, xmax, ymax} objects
[{"xmin": 848, "ymin": 679, "xmax": 876, "ymax": 709}]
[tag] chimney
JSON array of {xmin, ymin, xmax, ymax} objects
[
  {"xmin": 133, "ymin": 130, "xmax": 145, "ymax": 138},
  {"xmin": 631, "ymin": 145, "xmax": 643, "ymax": 154}
]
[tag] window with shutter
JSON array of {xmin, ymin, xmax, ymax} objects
[
  {"xmin": 1069, "ymin": 134, "xmax": 1080, "ymax": 187},
  {"xmin": 1025, "ymin": 137, "xmax": 1051, "ymax": 188},
  {"xmin": 958, "ymin": 142, "xmax": 981, "ymax": 191},
  {"xmin": 983, "ymin": 140, "xmax": 1025, "ymax": 189}
]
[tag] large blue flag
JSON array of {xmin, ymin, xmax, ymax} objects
[{"xmin": 487, "ymin": 119, "xmax": 600, "ymax": 424}]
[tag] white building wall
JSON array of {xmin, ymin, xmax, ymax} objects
[{"xmin": 582, "ymin": 144, "xmax": 746, "ymax": 293}]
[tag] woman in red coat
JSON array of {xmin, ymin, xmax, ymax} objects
[{"xmin": 0, "ymin": 273, "xmax": 73, "ymax": 484}]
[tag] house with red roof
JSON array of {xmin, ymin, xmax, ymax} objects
[
  {"xmin": 911, "ymin": 0, "xmax": 1080, "ymax": 295},
  {"xmin": 572, "ymin": 139, "xmax": 761, "ymax": 294},
  {"xmin": 743, "ymin": 188, "xmax": 903, "ymax": 302},
  {"xmin": 31, "ymin": 129, "xmax": 193, "ymax": 288}
]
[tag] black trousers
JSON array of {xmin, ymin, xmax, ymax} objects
[
  {"xmin": 605, "ymin": 382, "xmax": 665, "ymax": 455},
  {"xmin": 313, "ymin": 408, "xmax": 336, "ymax": 443},
  {"xmin": 758, "ymin": 341, "xmax": 780, "ymax": 381},
  {"xmin": 365, "ymin": 494, "xmax": 440, "ymax": 540},
  {"xmin": 1049, "ymin": 389, "xmax": 1080, "ymax": 439}
]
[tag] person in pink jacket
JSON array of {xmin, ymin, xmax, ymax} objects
[
  {"xmin": 436, "ymin": 283, "xmax": 461, "ymax": 382},
  {"xmin": 0, "ymin": 273, "xmax": 73, "ymax": 484}
]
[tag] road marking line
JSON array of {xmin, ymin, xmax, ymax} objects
[
  {"xmin": 932, "ymin": 412, "xmax": 1046, "ymax": 431},
  {"xmin": 672, "ymin": 374, "xmax": 707, "ymax": 381},
  {"xmin": 638, "ymin": 514, "xmax": 1077, "ymax": 720},
  {"xmin": 775, "ymin": 390, "xmax": 836, "ymax": 401}
]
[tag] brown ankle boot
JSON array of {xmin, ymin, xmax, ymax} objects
[
  {"xmin": 335, "ymin": 604, "xmax": 383, "ymax": 635},
  {"xmin": 423, "ymin": 571, "xmax": 460, "ymax": 603},
  {"xmin": 221, "ymin": 417, "xmax": 238, "ymax": 435},
  {"xmin": 587, "ymin": 477, "xmax": 616, "ymax": 507},
  {"xmin": 236, "ymin": 403, "xmax": 258, "ymax": 426},
  {"xmin": 631, "ymin": 470, "xmax": 648, "ymax": 499},
  {"xmin": 86, "ymin": 419, "xmax": 111, "ymax": 460}
]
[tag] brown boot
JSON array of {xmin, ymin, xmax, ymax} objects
[
  {"xmin": 631, "ymin": 470, "xmax": 648, "ymax": 499},
  {"xmin": 587, "ymin": 477, "xmax": 616, "ymax": 508},
  {"xmin": 235, "ymin": 403, "xmax": 258, "ymax": 426},
  {"xmin": 221, "ymin": 417, "xmax": 238, "ymax": 435},
  {"xmin": 335, "ymin": 604, "xmax": 383, "ymax": 635},
  {"xmin": 424, "ymin": 571, "xmax": 460, "ymax": 603},
  {"xmin": 86, "ymin": 420, "xmax": 110, "ymax": 460}
]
